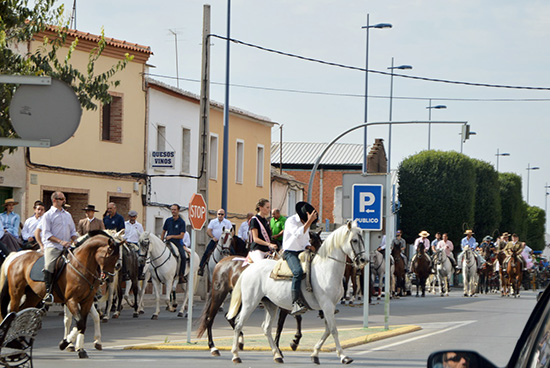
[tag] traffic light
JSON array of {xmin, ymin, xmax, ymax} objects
[{"xmin": 461, "ymin": 124, "xmax": 471, "ymax": 142}]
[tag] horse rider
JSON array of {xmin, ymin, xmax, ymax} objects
[
  {"xmin": 161, "ymin": 204, "xmax": 187, "ymax": 283},
  {"xmin": 391, "ymin": 230, "xmax": 409, "ymax": 271},
  {"xmin": 430, "ymin": 232, "xmax": 442, "ymax": 256},
  {"xmin": 198, "ymin": 208, "xmax": 232, "ymax": 276},
  {"xmin": 410, "ymin": 230, "xmax": 431, "ymax": 273},
  {"xmin": 20, "ymin": 200, "xmax": 45, "ymax": 250},
  {"xmin": 41, "ymin": 191, "xmax": 78, "ymax": 305},
  {"xmin": 124, "ymin": 210, "xmax": 144, "ymax": 279},
  {"xmin": 503, "ymin": 233, "xmax": 527, "ymax": 272},
  {"xmin": 376, "ymin": 235, "xmax": 386, "ymax": 255},
  {"xmin": 282, "ymin": 201, "xmax": 318, "ymax": 316},
  {"xmin": 77, "ymin": 204, "xmax": 104, "ymax": 236},
  {"xmin": 456, "ymin": 230, "xmax": 486, "ymax": 273},
  {"xmin": 237, "ymin": 212, "xmax": 253, "ymax": 243},
  {"xmin": 248, "ymin": 199, "xmax": 278, "ymax": 263},
  {"xmin": 495, "ymin": 232, "xmax": 510, "ymax": 251},
  {"xmin": 436, "ymin": 233, "xmax": 456, "ymax": 269}
]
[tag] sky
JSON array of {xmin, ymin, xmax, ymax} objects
[{"xmin": 57, "ymin": 0, "xmax": 550, "ymax": 227}]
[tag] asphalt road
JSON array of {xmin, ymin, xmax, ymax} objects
[{"xmin": 30, "ymin": 286, "xmax": 539, "ymax": 367}]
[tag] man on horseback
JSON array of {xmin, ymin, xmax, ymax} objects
[
  {"xmin": 77, "ymin": 204, "xmax": 104, "ymax": 235},
  {"xmin": 20, "ymin": 200, "xmax": 45, "ymax": 250},
  {"xmin": 161, "ymin": 204, "xmax": 187, "ymax": 283},
  {"xmin": 198, "ymin": 209, "xmax": 232, "ymax": 276},
  {"xmin": 504, "ymin": 233, "xmax": 527, "ymax": 272},
  {"xmin": 41, "ymin": 191, "xmax": 78, "ymax": 305},
  {"xmin": 282, "ymin": 201, "xmax": 318, "ymax": 316},
  {"xmin": 391, "ymin": 230, "xmax": 409, "ymax": 271},
  {"xmin": 436, "ymin": 233, "xmax": 456, "ymax": 269},
  {"xmin": 410, "ymin": 231, "xmax": 431, "ymax": 273},
  {"xmin": 456, "ymin": 230, "xmax": 486, "ymax": 273},
  {"xmin": 103, "ymin": 202, "xmax": 125, "ymax": 231}
]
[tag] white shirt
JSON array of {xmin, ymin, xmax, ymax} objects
[
  {"xmin": 207, "ymin": 218, "xmax": 232, "ymax": 239},
  {"xmin": 41, "ymin": 207, "xmax": 78, "ymax": 250},
  {"xmin": 282, "ymin": 214, "xmax": 310, "ymax": 252},
  {"xmin": 414, "ymin": 237, "xmax": 430, "ymax": 251},
  {"xmin": 378, "ymin": 235, "xmax": 386, "ymax": 250},
  {"xmin": 182, "ymin": 232, "xmax": 190, "ymax": 247},
  {"xmin": 21, "ymin": 215, "xmax": 42, "ymax": 241},
  {"xmin": 238, "ymin": 220, "xmax": 250, "ymax": 240},
  {"xmin": 124, "ymin": 220, "xmax": 144, "ymax": 243}
]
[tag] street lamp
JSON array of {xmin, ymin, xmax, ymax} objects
[
  {"xmin": 545, "ymin": 183, "xmax": 550, "ymax": 231},
  {"xmin": 426, "ymin": 99, "xmax": 446, "ymax": 150},
  {"xmin": 526, "ymin": 163, "xmax": 540, "ymax": 204},
  {"xmin": 495, "ymin": 148, "xmax": 510, "ymax": 172},
  {"xmin": 387, "ymin": 58, "xmax": 412, "ymax": 172},
  {"xmin": 361, "ymin": 15, "xmax": 392, "ymax": 174}
]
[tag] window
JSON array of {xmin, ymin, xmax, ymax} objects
[
  {"xmin": 157, "ymin": 125, "xmax": 166, "ymax": 151},
  {"xmin": 181, "ymin": 128, "xmax": 191, "ymax": 173},
  {"xmin": 154, "ymin": 217, "xmax": 164, "ymax": 237},
  {"xmin": 256, "ymin": 145, "xmax": 264, "ymax": 187},
  {"xmin": 235, "ymin": 140, "xmax": 244, "ymax": 184},
  {"xmin": 288, "ymin": 189, "xmax": 297, "ymax": 216},
  {"xmin": 101, "ymin": 95, "xmax": 123, "ymax": 143},
  {"xmin": 209, "ymin": 134, "xmax": 218, "ymax": 180}
]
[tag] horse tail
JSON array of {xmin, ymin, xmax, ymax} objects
[
  {"xmin": 226, "ymin": 274, "xmax": 243, "ymax": 320},
  {"xmin": 196, "ymin": 292, "xmax": 213, "ymax": 338},
  {"xmin": 0, "ymin": 253, "xmax": 15, "ymax": 318}
]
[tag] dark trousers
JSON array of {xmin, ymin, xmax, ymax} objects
[
  {"xmin": 167, "ymin": 239, "xmax": 186, "ymax": 276},
  {"xmin": 199, "ymin": 239, "xmax": 216, "ymax": 269},
  {"xmin": 283, "ymin": 250, "xmax": 303, "ymax": 303}
]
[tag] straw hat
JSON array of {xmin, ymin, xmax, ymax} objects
[
  {"xmin": 418, "ymin": 230, "xmax": 430, "ymax": 237},
  {"xmin": 464, "ymin": 230, "xmax": 474, "ymax": 235},
  {"xmin": 3, "ymin": 198, "xmax": 18, "ymax": 207}
]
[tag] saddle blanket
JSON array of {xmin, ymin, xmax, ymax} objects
[
  {"xmin": 270, "ymin": 252, "xmax": 309, "ymax": 281},
  {"xmin": 30, "ymin": 256, "xmax": 46, "ymax": 282}
]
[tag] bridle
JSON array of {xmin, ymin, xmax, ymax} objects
[
  {"xmin": 214, "ymin": 231, "xmax": 232, "ymax": 261},
  {"xmin": 138, "ymin": 234, "xmax": 175, "ymax": 281},
  {"xmin": 64, "ymin": 240, "xmax": 118, "ymax": 291},
  {"xmin": 329, "ymin": 229, "xmax": 365, "ymax": 267}
]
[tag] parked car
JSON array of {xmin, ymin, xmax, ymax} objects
[{"xmin": 427, "ymin": 283, "xmax": 550, "ymax": 367}]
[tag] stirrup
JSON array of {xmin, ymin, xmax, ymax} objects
[
  {"xmin": 290, "ymin": 302, "xmax": 308, "ymax": 316},
  {"xmin": 43, "ymin": 293, "xmax": 54, "ymax": 306},
  {"xmin": 197, "ymin": 267, "xmax": 204, "ymax": 277}
]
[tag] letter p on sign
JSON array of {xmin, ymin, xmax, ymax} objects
[{"xmin": 360, "ymin": 192, "xmax": 375, "ymax": 212}]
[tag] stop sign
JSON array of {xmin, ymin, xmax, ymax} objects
[{"xmin": 189, "ymin": 193, "xmax": 207, "ymax": 230}]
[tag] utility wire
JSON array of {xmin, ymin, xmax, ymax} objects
[
  {"xmin": 208, "ymin": 34, "xmax": 550, "ymax": 92},
  {"xmin": 144, "ymin": 73, "xmax": 550, "ymax": 103}
]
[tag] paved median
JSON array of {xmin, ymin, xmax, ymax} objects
[{"xmin": 124, "ymin": 324, "xmax": 421, "ymax": 352}]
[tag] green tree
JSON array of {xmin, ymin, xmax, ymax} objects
[
  {"xmin": 498, "ymin": 173, "xmax": 524, "ymax": 235},
  {"xmin": 471, "ymin": 159, "xmax": 501, "ymax": 239},
  {"xmin": 0, "ymin": 0, "xmax": 131, "ymax": 169},
  {"xmin": 524, "ymin": 206, "xmax": 545, "ymax": 251},
  {"xmin": 398, "ymin": 150, "xmax": 476, "ymax": 246}
]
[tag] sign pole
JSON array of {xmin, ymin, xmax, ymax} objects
[
  {"xmin": 187, "ymin": 230, "xmax": 196, "ymax": 343},
  {"xmin": 363, "ymin": 230, "xmax": 370, "ymax": 328}
]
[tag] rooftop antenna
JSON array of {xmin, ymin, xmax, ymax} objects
[
  {"xmin": 169, "ymin": 29, "xmax": 180, "ymax": 88},
  {"xmin": 70, "ymin": 0, "xmax": 77, "ymax": 29}
]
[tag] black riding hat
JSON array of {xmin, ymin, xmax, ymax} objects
[{"xmin": 295, "ymin": 201, "xmax": 318, "ymax": 224}]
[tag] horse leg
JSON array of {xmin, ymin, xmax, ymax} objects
[
  {"xmin": 314, "ymin": 303, "xmax": 352, "ymax": 365},
  {"xmin": 130, "ymin": 278, "xmax": 140, "ymax": 318},
  {"xmin": 66, "ymin": 299, "xmax": 89, "ymax": 358},
  {"xmin": 60, "ymin": 305, "xmax": 73, "ymax": 351},
  {"xmin": 231, "ymin": 297, "xmax": 260, "ymax": 363},
  {"xmin": 261, "ymin": 300, "xmax": 283, "ymax": 364},
  {"xmin": 113, "ymin": 281, "xmax": 123, "ymax": 319},
  {"xmin": 274, "ymin": 307, "xmax": 286, "ymax": 351},
  {"xmin": 292, "ymin": 313, "xmax": 303, "ymax": 351},
  {"xmin": 177, "ymin": 282, "xmax": 188, "ymax": 318},
  {"xmin": 151, "ymin": 279, "xmax": 161, "ymax": 319},
  {"xmin": 89, "ymin": 304, "xmax": 102, "ymax": 350}
]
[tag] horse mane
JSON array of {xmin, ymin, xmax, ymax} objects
[{"xmin": 316, "ymin": 222, "xmax": 355, "ymax": 259}]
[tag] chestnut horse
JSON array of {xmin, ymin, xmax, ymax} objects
[
  {"xmin": 506, "ymin": 249, "xmax": 523, "ymax": 298},
  {"xmin": 196, "ymin": 230, "xmax": 322, "ymax": 357},
  {"xmin": 0, "ymin": 231, "xmax": 120, "ymax": 358},
  {"xmin": 392, "ymin": 243, "xmax": 406, "ymax": 298},
  {"xmin": 413, "ymin": 245, "xmax": 431, "ymax": 297}
]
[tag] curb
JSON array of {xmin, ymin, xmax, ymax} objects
[{"xmin": 124, "ymin": 324, "xmax": 421, "ymax": 352}]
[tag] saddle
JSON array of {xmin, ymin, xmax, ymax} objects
[
  {"xmin": 30, "ymin": 254, "xmax": 66, "ymax": 283},
  {"xmin": 269, "ymin": 251, "xmax": 313, "ymax": 284}
]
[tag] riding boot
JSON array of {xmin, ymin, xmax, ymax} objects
[
  {"xmin": 43, "ymin": 270, "xmax": 54, "ymax": 306},
  {"xmin": 290, "ymin": 290, "xmax": 307, "ymax": 316}
]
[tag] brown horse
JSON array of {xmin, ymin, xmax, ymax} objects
[
  {"xmin": 506, "ymin": 249, "xmax": 523, "ymax": 298},
  {"xmin": 196, "ymin": 230, "xmax": 322, "ymax": 356},
  {"xmin": 392, "ymin": 243, "xmax": 406, "ymax": 298},
  {"xmin": 413, "ymin": 245, "xmax": 431, "ymax": 297},
  {"xmin": 497, "ymin": 250, "xmax": 507, "ymax": 296},
  {"xmin": 0, "ymin": 231, "xmax": 120, "ymax": 358}
]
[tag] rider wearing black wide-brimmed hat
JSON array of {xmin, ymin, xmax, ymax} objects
[{"xmin": 282, "ymin": 201, "xmax": 318, "ymax": 316}]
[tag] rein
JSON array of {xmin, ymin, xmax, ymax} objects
[{"xmin": 64, "ymin": 248, "xmax": 105, "ymax": 291}]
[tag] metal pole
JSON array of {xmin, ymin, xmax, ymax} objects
[
  {"xmin": 170, "ymin": 30, "xmax": 180, "ymax": 88},
  {"xmin": 496, "ymin": 148, "xmax": 500, "ymax": 172},
  {"xmin": 527, "ymin": 163, "xmax": 531, "ymax": 204},
  {"xmin": 362, "ymin": 14, "xmax": 370, "ymax": 175},
  {"xmin": 363, "ymin": 230, "xmax": 370, "ymax": 328},
  {"xmin": 221, "ymin": 0, "xmax": 231, "ymax": 212},
  {"xmin": 428, "ymin": 99, "xmax": 432, "ymax": 150},
  {"xmin": 186, "ymin": 230, "xmax": 197, "ymax": 342}
]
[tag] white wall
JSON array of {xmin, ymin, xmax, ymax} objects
[{"xmin": 145, "ymin": 87, "xmax": 200, "ymax": 232}]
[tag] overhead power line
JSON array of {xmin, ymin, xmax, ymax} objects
[{"xmin": 208, "ymin": 34, "xmax": 550, "ymax": 92}]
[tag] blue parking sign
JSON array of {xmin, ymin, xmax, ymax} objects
[{"xmin": 352, "ymin": 184, "xmax": 383, "ymax": 230}]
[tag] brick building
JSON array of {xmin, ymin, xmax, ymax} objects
[{"xmin": 271, "ymin": 139, "xmax": 387, "ymax": 227}]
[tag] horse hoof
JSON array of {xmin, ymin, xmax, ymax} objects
[
  {"xmin": 342, "ymin": 356, "xmax": 354, "ymax": 364},
  {"xmin": 78, "ymin": 349, "xmax": 88, "ymax": 359},
  {"xmin": 139, "ymin": 310, "xmax": 145, "ymax": 315},
  {"xmin": 133, "ymin": 313, "xmax": 139, "ymax": 318},
  {"xmin": 177, "ymin": 312, "xmax": 184, "ymax": 318},
  {"xmin": 311, "ymin": 356, "xmax": 320, "ymax": 365},
  {"xmin": 238, "ymin": 342, "xmax": 244, "ymax": 351},
  {"xmin": 102, "ymin": 317, "xmax": 109, "ymax": 323},
  {"xmin": 66, "ymin": 345, "xmax": 76, "ymax": 352},
  {"xmin": 113, "ymin": 313, "xmax": 119, "ymax": 319},
  {"xmin": 59, "ymin": 339, "xmax": 70, "ymax": 351},
  {"xmin": 290, "ymin": 342, "xmax": 298, "ymax": 351},
  {"xmin": 232, "ymin": 357, "xmax": 242, "ymax": 364},
  {"xmin": 211, "ymin": 349, "xmax": 220, "ymax": 356},
  {"xmin": 95, "ymin": 343, "xmax": 102, "ymax": 351},
  {"xmin": 151, "ymin": 315, "xmax": 158, "ymax": 320},
  {"xmin": 218, "ymin": 307, "xmax": 224, "ymax": 313},
  {"xmin": 274, "ymin": 357, "xmax": 284, "ymax": 364}
]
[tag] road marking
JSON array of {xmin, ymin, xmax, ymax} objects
[{"xmin": 355, "ymin": 320, "xmax": 476, "ymax": 356}]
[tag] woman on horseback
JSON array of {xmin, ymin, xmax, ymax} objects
[{"xmin": 248, "ymin": 199, "xmax": 278, "ymax": 263}]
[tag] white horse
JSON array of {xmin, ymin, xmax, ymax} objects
[
  {"xmin": 62, "ymin": 304, "xmax": 103, "ymax": 351},
  {"xmin": 434, "ymin": 249, "xmax": 452, "ymax": 296},
  {"xmin": 226, "ymin": 221, "xmax": 367, "ymax": 364},
  {"xmin": 370, "ymin": 250, "xmax": 394, "ymax": 300},
  {"xmin": 462, "ymin": 247, "xmax": 478, "ymax": 297},
  {"xmin": 207, "ymin": 227, "xmax": 234, "ymax": 284},
  {"xmin": 173, "ymin": 250, "xmax": 200, "ymax": 318},
  {"xmin": 137, "ymin": 232, "xmax": 179, "ymax": 319}
]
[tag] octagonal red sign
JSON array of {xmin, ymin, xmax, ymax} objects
[{"xmin": 189, "ymin": 193, "xmax": 207, "ymax": 230}]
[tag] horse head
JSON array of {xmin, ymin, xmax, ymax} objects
[
  {"xmin": 217, "ymin": 227, "xmax": 234, "ymax": 257},
  {"xmin": 86, "ymin": 234, "xmax": 120, "ymax": 279},
  {"xmin": 345, "ymin": 221, "xmax": 367, "ymax": 269},
  {"xmin": 104, "ymin": 229, "xmax": 126, "ymax": 271},
  {"xmin": 137, "ymin": 231, "xmax": 151, "ymax": 266},
  {"xmin": 309, "ymin": 228, "xmax": 323, "ymax": 251}
]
